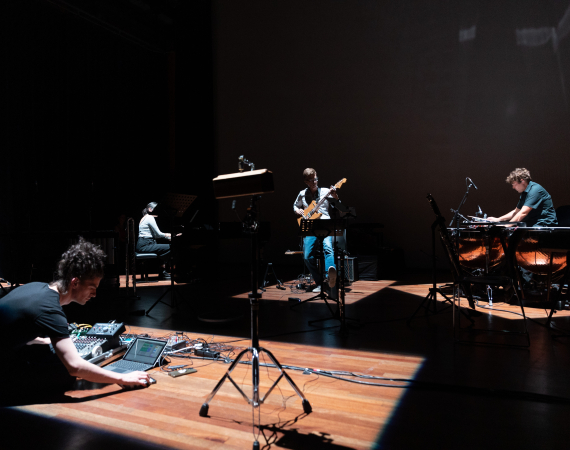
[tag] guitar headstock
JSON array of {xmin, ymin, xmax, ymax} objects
[{"xmin": 335, "ymin": 178, "xmax": 347, "ymax": 189}]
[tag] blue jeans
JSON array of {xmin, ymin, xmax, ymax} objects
[{"xmin": 304, "ymin": 236, "xmax": 335, "ymax": 286}]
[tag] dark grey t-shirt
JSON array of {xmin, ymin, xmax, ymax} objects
[{"xmin": 516, "ymin": 181, "xmax": 558, "ymax": 227}]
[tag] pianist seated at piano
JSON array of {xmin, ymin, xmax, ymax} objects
[
  {"xmin": 487, "ymin": 168, "xmax": 558, "ymax": 228},
  {"xmin": 136, "ymin": 202, "xmax": 172, "ymax": 279}
]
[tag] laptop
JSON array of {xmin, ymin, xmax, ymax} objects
[{"xmin": 102, "ymin": 337, "xmax": 167, "ymax": 374}]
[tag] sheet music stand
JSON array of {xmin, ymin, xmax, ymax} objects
[
  {"xmin": 292, "ymin": 219, "xmax": 342, "ymax": 309},
  {"xmin": 145, "ymin": 193, "xmax": 197, "ymax": 315},
  {"xmin": 299, "ymin": 219, "xmax": 356, "ymax": 334},
  {"xmin": 200, "ymin": 169, "xmax": 311, "ymax": 450}
]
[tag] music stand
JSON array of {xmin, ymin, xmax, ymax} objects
[
  {"xmin": 407, "ymin": 217, "xmax": 454, "ymax": 323},
  {"xmin": 299, "ymin": 219, "xmax": 356, "ymax": 334},
  {"xmin": 408, "ymin": 194, "xmax": 476, "ymax": 324},
  {"xmin": 290, "ymin": 219, "xmax": 342, "ymax": 309},
  {"xmin": 200, "ymin": 169, "xmax": 311, "ymax": 450},
  {"xmin": 145, "ymin": 193, "xmax": 196, "ymax": 315}
]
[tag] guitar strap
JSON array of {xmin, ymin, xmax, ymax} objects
[{"xmin": 305, "ymin": 187, "xmax": 320, "ymax": 205}]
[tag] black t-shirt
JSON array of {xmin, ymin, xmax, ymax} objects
[{"xmin": 0, "ymin": 283, "xmax": 69, "ymax": 354}]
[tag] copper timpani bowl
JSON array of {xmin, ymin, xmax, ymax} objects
[
  {"xmin": 453, "ymin": 229, "xmax": 506, "ymax": 271},
  {"xmin": 515, "ymin": 229, "xmax": 568, "ymax": 276}
]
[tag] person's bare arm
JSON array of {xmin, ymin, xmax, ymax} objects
[
  {"xmin": 511, "ymin": 206, "xmax": 532, "ymax": 223},
  {"xmin": 52, "ymin": 337, "xmax": 150, "ymax": 386},
  {"xmin": 26, "ymin": 337, "xmax": 51, "ymax": 345},
  {"xmin": 488, "ymin": 208, "xmax": 519, "ymax": 222}
]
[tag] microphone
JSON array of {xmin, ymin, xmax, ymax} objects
[
  {"xmin": 238, "ymin": 155, "xmax": 255, "ymax": 172},
  {"xmin": 467, "ymin": 177, "xmax": 478, "ymax": 190},
  {"xmin": 478, "ymin": 205, "xmax": 483, "ymax": 215}
]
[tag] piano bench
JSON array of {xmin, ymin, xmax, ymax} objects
[{"xmin": 135, "ymin": 253, "xmax": 158, "ymax": 282}]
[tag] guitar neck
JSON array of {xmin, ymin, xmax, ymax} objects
[{"xmin": 311, "ymin": 195, "xmax": 326, "ymax": 214}]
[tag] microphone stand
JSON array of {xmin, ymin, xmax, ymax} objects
[
  {"xmin": 449, "ymin": 209, "xmax": 469, "ymax": 224},
  {"xmin": 449, "ymin": 180, "xmax": 475, "ymax": 228},
  {"xmin": 450, "ymin": 180, "xmax": 475, "ymax": 308}
]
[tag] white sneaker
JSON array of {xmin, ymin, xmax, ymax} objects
[
  {"xmin": 312, "ymin": 285, "xmax": 322, "ymax": 293},
  {"xmin": 328, "ymin": 266, "xmax": 337, "ymax": 288}
]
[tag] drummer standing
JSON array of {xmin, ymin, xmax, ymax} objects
[{"xmin": 488, "ymin": 168, "xmax": 558, "ymax": 227}]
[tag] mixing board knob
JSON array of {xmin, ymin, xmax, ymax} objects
[{"xmin": 91, "ymin": 345, "xmax": 103, "ymax": 358}]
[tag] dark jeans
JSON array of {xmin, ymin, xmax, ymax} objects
[
  {"xmin": 136, "ymin": 238, "xmax": 170, "ymax": 261},
  {"xmin": 1, "ymin": 345, "xmax": 76, "ymax": 403}
]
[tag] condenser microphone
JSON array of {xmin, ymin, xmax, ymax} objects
[{"xmin": 467, "ymin": 177, "xmax": 478, "ymax": 190}]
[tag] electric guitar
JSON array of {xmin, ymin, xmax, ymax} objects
[{"xmin": 297, "ymin": 178, "xmax": 347, "ymax": 225}]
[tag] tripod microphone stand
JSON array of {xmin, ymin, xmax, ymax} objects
[
  {"xmin": 200, "ymin": 168, "xmax": 311, "ymax": 450},
  {"xmin": 409, "ymin": 180, "xmax": 477, "ymax": 322},
  {"xmin": 408, "ymin": 218, "xmax": 453, "ymax": 323}
]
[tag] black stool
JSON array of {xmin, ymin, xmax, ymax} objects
[{"xmin": 135, "ymin": 252, "xmax": 158, "ymax": 282}]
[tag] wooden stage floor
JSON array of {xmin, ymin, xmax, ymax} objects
[
  {"xmin": 125, "ymin": 274, "xmax": 570, "ymax": 322},
  {"xmin": 3, "ymin": 277, "xmax": 570, "ymax": 449},
  {"xmin": 12, "ymin": 325, "xmax": 422, "ymax": 450}
]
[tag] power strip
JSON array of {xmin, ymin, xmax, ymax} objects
[{"xmin": 194, "ymin": 349, "xmax": 220, "ymax": 358}]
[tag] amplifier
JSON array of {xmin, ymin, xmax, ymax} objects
[{"xmin": 344, "ymin": 257, "xmax": 358, "ymax": 283}]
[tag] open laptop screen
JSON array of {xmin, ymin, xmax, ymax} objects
[{"xmin": 124, "ymin": 338, "xmax": 167, "ymax": 365}]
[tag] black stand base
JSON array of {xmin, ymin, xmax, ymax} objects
[
  {"xmin": 408, "ymin": 287, "xmax": 452, "ymax": 324},
  {"xmin": 145, "ymin": 284, "xmax": 182, "ymax": 315},
  {"xmin": 408, "ymin": 286, "xmax": 476, "ymax": 325},
  {"xmin": 308, "ymin": 298, "xmax": 359, "ymax": 336},
  {"xmin": 290, "ymin": 288, "xmax": 332, "ymax": 309},
  {"xmin": 261, "ymin": 262, "xmax": 285, "ymax": 291},
  {"xmin": 198, "ymin": 346, "xmax": 312, "ymax": 416}
]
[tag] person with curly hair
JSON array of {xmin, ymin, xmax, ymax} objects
[
  {"xmin": 0, "ymin": 238, "xmax": 150, "ymax": 395},
  {"xmin": 488, "ymin": 168, "xmax": 558, "ymax": 227}
]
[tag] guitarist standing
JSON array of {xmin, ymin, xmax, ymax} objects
[{"xmin": 293, "ymin": 168, "xmax": 339, "ymax": 293}]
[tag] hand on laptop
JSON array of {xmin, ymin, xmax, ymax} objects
[{"xmin": 120, "ymin": 371, "xmax": 151, "ymax": 387}]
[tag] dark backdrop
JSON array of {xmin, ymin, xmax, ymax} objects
[
  {"xmin": 1, "ymin": 0, "xmax": 215, "ymax": 280},
  {"xmin": 2, "ymin": 1, "xmax": 570, "ymax": 278},
  {"xmin": 213, "ymin": 0, "xmax": 570, "ymax": 269}
]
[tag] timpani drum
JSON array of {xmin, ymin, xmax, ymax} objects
[
  {"xmin": 515, "ymin": 228, "xmax": 568, "ymax": 276},
  {"xmin": 451, "ymin": 228, "xmax": 506, "ymax": 271}
]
